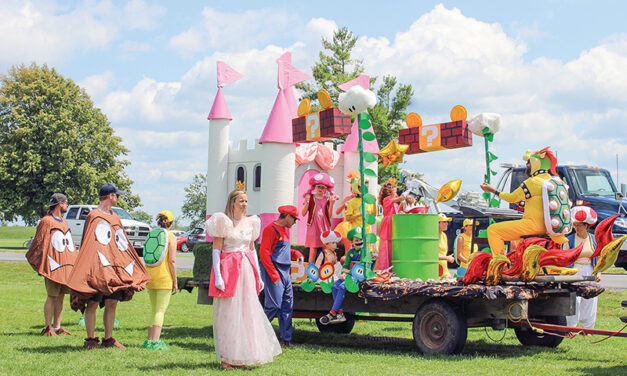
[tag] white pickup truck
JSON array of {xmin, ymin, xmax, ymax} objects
[{"xmin": 64, "ymin": 205, "xmax": 152, "ymax": 255}]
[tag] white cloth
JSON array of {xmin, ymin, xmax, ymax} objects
[{"xmin": 566, "ymin": 263, "xmax": 597, "ymax": 329}]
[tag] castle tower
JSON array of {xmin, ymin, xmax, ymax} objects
[
  {"xmin": 206, "ymin": 61, "xmax": 243, "ymax": 215},
  {"xmin": 258, "ymin": 52, "xmax": 311, "ymax": 230}
]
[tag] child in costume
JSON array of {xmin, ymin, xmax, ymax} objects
[
  {"xmin": 301, "ymin": 173, "xmax": 337, "ymax": 264},
  {"xmin": 438, "ymin": 214, "xmax": 455, "ymax": 278},
  {"xmin": 26, "ymin": 193, "xmax": 77, "ymax": 336},
  {"xmin": 455, "ymin": 219, "xmax": 479, "ymax": 268},
  {"xmin": 320, "ymin": 227, "xmax": 363, "ymax": 325},
  {"xmin": 143, "ymin": 210, "xmax": 177, "ymax": 351},
  {"xmin": 377, "ymin": 180, "xmax": 403, "ymax": 270},
  {"xmin": 400, "ymin": 192, "xmax": 428, "ymax": 214},
  {"xmin": 315, "ymin": 230, "xmax": 341, "ymax": 268},
  {"xmin": 334, "ymin": 172, "xmax": 376, "ymax": 251},
  {"xmin": 480, "ymin": 147, "xmax": 569, "ymax": 255},
  {"xmin": 565, "ymin": 206, "xmax": 600, "ymax": 330}
]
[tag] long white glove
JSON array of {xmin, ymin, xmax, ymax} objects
[
  {"xmin": 212, "ymin": 249, "xmax": 225, "ymax": 291},
  {"xmin": 252, "ymin": 250, "xmax": 264, "ymax": 292}
]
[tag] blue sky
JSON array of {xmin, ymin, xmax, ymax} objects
[{"xmin": 2, "ymin": 0, "xmax": 626, "ymax": 225}]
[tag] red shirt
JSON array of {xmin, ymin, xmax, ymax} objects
[{"xmin": 259, "ymin": 223, "xmax": 290, "ymax": 283}]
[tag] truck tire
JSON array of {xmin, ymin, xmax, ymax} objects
[
  {"xmin": 413, "ymin": 299, "xmax": 467, "ymax": 355},
  {"xmin": 514, "ymin": 315, "xmax": 566, "ymax": 348},
  {"xmin": 316, "ymin": 317, "xmax": 356, "ymax": 334}
]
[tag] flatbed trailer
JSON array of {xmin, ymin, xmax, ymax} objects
[{"xmin": 187, "ymin": 275, "xmax": 604, "ymax": 355}]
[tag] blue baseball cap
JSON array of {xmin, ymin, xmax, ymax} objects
[{"xmin": 99, "ymin": 183, "xmax": 127, "ymax": 197}]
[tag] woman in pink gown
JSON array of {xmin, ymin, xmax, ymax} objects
[
  {"xmin": 205, "ymin": 190, "xmax": 281, "ymax": 369},
  {"xmin": 377, "ymin": 181, "xmax": 404, "ymax": 270}
]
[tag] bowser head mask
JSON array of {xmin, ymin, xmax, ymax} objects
[{"xmin": 523, "ymin": 147, "xmax": 558, "ymax": 177}]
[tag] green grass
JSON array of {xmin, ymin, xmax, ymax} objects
[
  {"xmin": 605, "ymin": 267, "xmax": 627, "ymax": 274},
  {"xmin": 0, "ymin": 262, "xmax": 626, "ymax": 375},
  {"xmin": 0, "ymin": 226, "xmax": 35, "ymax": 252}
]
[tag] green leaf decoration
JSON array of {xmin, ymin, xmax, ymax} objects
[
  {"xmin": 358, "ymin": 112, "xmax": 372, "ymax": 121},
  {"xmin": 364, "ymin": 168, "xmax": 377, "ymax": 177},
  {"xmin": 363, "ymin": 132, "xmax": 375, "ymax": 141},
  {"xmin": 490, "ymin": 198, "xmax": 500, "ymax": 207},
  {"xmin": 488, "ymin": 152, "xmax": 498, "ymax": 162},
  {"xmin": 365, "ymin": 268, "xmax": 377, "ymax": 280},
  {"xmin": 359, "ymin": 119, "xmax": 371, "ymax": 130},
  {"xmin": 366, "ymin": 233, "xmax": 377, "ymax": 244},
  {"xmin": 484, "ymin": 174, "xmax": 489, "ymax": 183},
  {"xmin": 364, "ymin": 152, "xmax": 377, "ymax": 163},
  {"xmin": 361, "ymin": 184, "xmax": 368, "ymax": 194},
  {"xmin": 485, "ymin": 133, "xmax": 494, "ymax": 142},
  {"xmin": 491, "ymin": 169, "xmax": 498, "ymax": 176},
  {"xmin": 320, "ymin": 280, "xmax": 333, "ymax": 294},
  {"xmin": 366, "ymin": 213, "xmax": 376, "ymax": 225},
  {"xmin": 363, "ymin": 193, "xmax": 376, "ymax": 204},
  {"xmin": 482, "ymin": 192, "xmax": 491, "ymax": 201},
  {"xmin": 345, "ymin": 276, "xmax": 359, "ymax": 293},
  {"xmin": 301, "ymin": 279, "xmax": 315, "ymax": 292}
]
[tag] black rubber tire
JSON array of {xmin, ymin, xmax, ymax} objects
[
  {"xmin": 315, "ymin": 317, "xmax": 356, "ymax": 334},
  {"xmin": 181, "ymin": 243, "xmax": 189, "ymax": 253},
  {"xmin": 514, "ymin": 315, "xmax": 566, "ymax": 348},
  {"xmin": 412, "ymin": 299, "xmax": 467, "ymax": 355}
]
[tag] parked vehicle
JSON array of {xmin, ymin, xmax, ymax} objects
[
  {"xmin": 177, "ymin": 230, "xmax": 191, "ymax": 252},
  {"xmin": 496, "ymin": 164, "xmax": 627, "ymax": 269},
  {"xmin": 64, "ymin": 205, "xmax": 152, "ymax": 256},
  {"xmin": 170, "ymin": 230, "xmax": 185, "ymax": 237},
  {"xmin": 184, "ymin": 227, "xmax": 206, "ymax": 252}
]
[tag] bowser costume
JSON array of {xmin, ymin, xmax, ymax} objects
[
  {"xmin": 487, "ymin": 147, "xmax": 569, "ymax": 255},
  {"xmin": 259, "ymin": 205, "xmax": 299, "ymax": 344}
]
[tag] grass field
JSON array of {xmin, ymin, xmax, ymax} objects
[
  {"xmin": 0, "ymin": 262, "xmax": 625, "ymax": 375},
  {"xmin": 0, "ymin": 226, "xmax": 36, "ymax": 252}
]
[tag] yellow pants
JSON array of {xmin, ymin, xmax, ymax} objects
[
  {"xmin": 487, "ymin": 218, "xmax": 567, "ymax": 255},
  {"xmin": 148, "ymin": 289, "xmax": 172, "ymax": 327}
]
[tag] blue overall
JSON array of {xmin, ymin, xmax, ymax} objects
[
  {"xmin": 331, "ymin": 247, "xmax": 361, "ymax": 312},
  {"xmin": 259, "ymin": 225, "xmax": 293, "ymax": 342}
]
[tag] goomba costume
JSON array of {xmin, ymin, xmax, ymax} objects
[
  {"xmin": 67, "ymin": 209, "xmax": 150, "ymax": 311},
  {"xmin": 26, "ymin": 216, "xmax": 77, "ymax": 286}
]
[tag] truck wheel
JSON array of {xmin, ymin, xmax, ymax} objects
[
  {"xmin": 316, "ymin": 317, "xmax": 356, "ymax": 334},
  {"xmin": 413, "ymin": 299, "xmax": 467, "ymax": 355},
  {"xmin": 181, "ymin": 243, "xmax": 189, "ymax": 252},
  {"xmin": 514, "ymin": 315, "xmax": 566, "ymax": 348}
]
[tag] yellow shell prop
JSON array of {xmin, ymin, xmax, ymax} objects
[{"xmin": 435, "ymin": 179, "xmax": 462, "ymax": 203}]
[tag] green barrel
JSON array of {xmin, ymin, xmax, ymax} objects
[{"xmin": 391, "ymin": 214, "xmax": 439, "ymax": 280}]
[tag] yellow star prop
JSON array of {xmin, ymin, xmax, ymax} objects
[{"xmin": 378, "ymin": 140, "xmax": 409, "ymax": 167}]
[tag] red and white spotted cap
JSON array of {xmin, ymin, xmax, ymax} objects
[
  {"xmin": 320, "ymin": 230, "xmax": 342, "ymax": 244},
  {"xmin": 309, "ymin": 173, "xmax": 335, "ymax": 188},
  {"xmin": 571, "ymin": 206, "xmax": 598, "ymax": 225}
]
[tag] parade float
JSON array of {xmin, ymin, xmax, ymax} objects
[{"xmin": 184, "ymin": 53, "xmax": 626, "ymax": 355}]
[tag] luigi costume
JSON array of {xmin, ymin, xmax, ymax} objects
[{"xmin": 259, "ymin": 205, "xmax": 299, "ymax": 346}]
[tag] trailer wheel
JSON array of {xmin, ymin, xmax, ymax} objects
[
  {"xmin": 316, "ymin": 317, "xmax": 356, "ymax": 334},
  {"xmin": 514, "ymin": 315, "xmax": 566, "ymax": 348},
  {"xmin": 412, "ymin": 300, "xmax": 467, "ymax": 355}
]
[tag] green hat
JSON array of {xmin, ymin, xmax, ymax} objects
[{"xmin": 347, "ymin": 227, "xmax": 363, "ymax": 241}]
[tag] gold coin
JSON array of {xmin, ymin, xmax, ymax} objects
[
  {"xmin": 298, "ymin": 98, "xmax": 311, "ymax": 117},
  {"xmin": 406, "ymin": 112, "xmax": 422, "ymax": 128},
  {"xmin": 317, "ymin": 89, "xmax": 333, "ymax": 109},
  {"xmin": 450, "ymin": 105, "xmax": 467, "ymax": 121}
]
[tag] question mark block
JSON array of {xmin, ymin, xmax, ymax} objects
[
  {"xmin": 400, "ymin": 120, "xmax": 472, "ymax": 154},
  {"xmin": 292, "ymin": 108, "xmax": 352, "ymax": 142}
]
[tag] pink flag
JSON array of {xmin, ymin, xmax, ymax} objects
[
  {"xmin": 217, "ymin": 61, "xmax": 244, "ymax": 88},
  {"xmin": 276, "ymin": 51, "xmax": 311, "ymax": 89},
  {"xmin": 339, "ymin": 75, "xmax": 370, "ymax": 91}
]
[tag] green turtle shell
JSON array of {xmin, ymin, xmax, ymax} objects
[
  {"xmin": 143, "ymin": 228, "xmax": 168, "ymax": 266},
  {"xmin": 542, "ymin": 178, "xmax": 572, "ymax": 236}
]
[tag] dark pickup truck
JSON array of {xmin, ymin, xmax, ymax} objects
[{"xmin": 496, "ymin": 164, "xmax": 627, "ymax": 269}]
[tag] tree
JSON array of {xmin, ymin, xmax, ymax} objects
[
  {"xmin": 130, "ymin": 210, "xmax": 153, "ymax": 226},
  {"xmin": 181, "ymin": 173, "xmax": 207, "ymax": 228},
  {"xmin": 297, "ymin": 28, "xmax": 414, "ymax": 183},
  {"xmin": 0, "ymin": 64, "xmax": 139, "ymax": 225}
]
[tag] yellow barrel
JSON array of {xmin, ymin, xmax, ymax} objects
[{"xmin": 391, "ymin": 214, "xmax": 439, "ymax": 280}]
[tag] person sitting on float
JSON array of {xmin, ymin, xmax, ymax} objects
[
  {"xmin": 334, "ymin": 172, "xmax": 376, "ymax": 251},
  {"xmin": 479, "ymin": 147, "xmax": 568, "ymax": 255},
  {"xmin": 438, "ymin": 214, "xmax": 455, "ymax": 278},
  {"xmin": 564, "ymin": 206, "xmax": 601, "ymax": 330},
  {"xmin": 301, "ymin": 173, "xmax": 337, "ymax": 264},
  {"xmin": 400, "ymin": 191, "xmax": 428, "ymax": 214},
  {"xmin": 315, "ymin": 230, "xmax": 341, "ymax": 268}
]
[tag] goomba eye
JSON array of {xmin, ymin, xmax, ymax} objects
[
  {"xmin": 95, "ymin": 221, "xmax": 112, "ymax": 245},
  {"xmin": 65, "ymin": 232, "xmax": 75, "ymax": 252},
  {"xmin": 114, "ymin": 229, "xmax": 128, "ymax": 251},
  {"xmin": 51, "ymin": 231, "xmax": 65, "ymax": 252}
]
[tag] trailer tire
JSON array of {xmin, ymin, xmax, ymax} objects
[
  {"xmin": 514, "ymin": 315, "xmax": 566, "ymax": 348},
  {"xmin": 316, "ymin": 317, "xmax": 355, "ymax": 334},
  {"xmin": 413, "ymin": 299, "xmax": 467, "ymax": 355}
]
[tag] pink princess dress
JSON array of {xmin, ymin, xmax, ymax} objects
[
  {"xmin": 305, "ymin": 195, "xmax": 332, "ymax": 249},
  {"xmin": 205, "ymin": 213, "xmax": 281, "ymax": 366},
  {"xmin": 377, "ymin": 196, "xmax": 399, "ymax": 270}
]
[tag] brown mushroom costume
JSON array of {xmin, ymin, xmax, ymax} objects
[
  {"xmin": 67, "ymin": 209, "xmax": 150, "ymax": 312},
  {"xmin": 26, "ymin": 216, "xmax": 78, "ymax": 285}
]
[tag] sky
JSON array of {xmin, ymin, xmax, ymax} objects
[{"xmin": 1, "ymin": 0, "xmax": 626, "ymax": 226}]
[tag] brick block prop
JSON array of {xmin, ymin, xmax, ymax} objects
[
  {"xmin": 292, "ymin": 107, "xmax": 352, "ymax": 143},
  {"xmin": 399, "ymin": 120, "xmax": 472, "ymax": 154}
]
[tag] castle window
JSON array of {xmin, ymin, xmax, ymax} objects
[
  {"xmin": 253, "ymin": 164, "xmax": 261, "ymax": 191},
  {"xmin": 235, "ymin": 165, "xmax": 247, "ymax": 191}
]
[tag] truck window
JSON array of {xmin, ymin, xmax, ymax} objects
[
  {"xmin": 111, "ymin": 208, "xmax": 133, "ymax": 220},
  {"xmin": 66, "ymin": 207, "xmax": 79, "ymax": 220},
  {"xmin": 79, "ymin": 208, "xmax": 91, "ymax": 220},
  {"xmin": 569, "ymin": 169, "xmax": 617, "ymax": 197}
]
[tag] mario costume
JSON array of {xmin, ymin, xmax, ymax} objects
[{"xmin": 259, "ymin": 205, "xmax": 299, "ymax": 344}]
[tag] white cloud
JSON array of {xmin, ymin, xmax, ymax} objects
[
  {"xmin": 120, "ymin": 41, "xmax": 152, "ymax": 53},
  {"xmin": 123, "ymin": 0, "xmax": 165, "ymax": 30},
  {"xmin": 79, "ymin": 71, "xmax": 115, "ymax": 100}
]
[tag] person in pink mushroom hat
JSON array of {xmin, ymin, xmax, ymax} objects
[{"xmin": 301, "ymin": 173, "xmax": 338, "ymax": 264}]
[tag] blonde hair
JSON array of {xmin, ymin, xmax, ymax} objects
[{"xmin": 224, "ymin": 190, "xmax": 247, "ymax": 220}]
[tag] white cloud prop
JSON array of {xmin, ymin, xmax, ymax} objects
[
  {"xmin": 468, "ymin": 113, "xmax": 501, "ymax": 137},
  {"xmin": 338, "ymin": 86, "xmax": 377, "ymax": 115}
]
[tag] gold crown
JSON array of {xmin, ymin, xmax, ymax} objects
[{"xmin": 235, "ymin": 180, "xmax": 246, "ymax": 192}]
